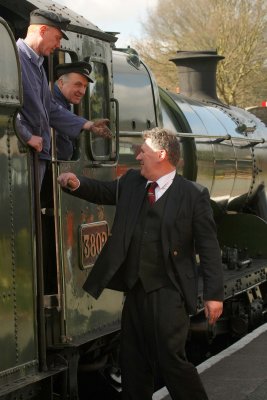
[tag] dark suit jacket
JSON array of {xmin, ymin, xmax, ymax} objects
[{"xmin": 70, "ymin": 169, "xmax": 224, "ymax": 314}]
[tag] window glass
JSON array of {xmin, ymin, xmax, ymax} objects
[{"xmin": 87, "ymin": 62, "xmax": 110, "ymax": 158}]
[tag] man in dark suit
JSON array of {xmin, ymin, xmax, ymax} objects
[{"xmin": 58, "ymin": 127, "xmax": 224, "ymax": 400}]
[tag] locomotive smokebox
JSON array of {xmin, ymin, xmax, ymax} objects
[{"xmin": 170, "ymin": 50, "xmax": 225, "ymax": 105}]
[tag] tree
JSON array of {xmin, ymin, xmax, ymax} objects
[{"xmin": 132, "ymin": 0, "xmax": 267, "ymax": 107}]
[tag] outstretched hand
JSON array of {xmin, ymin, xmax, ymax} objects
[
  {"xmin": 57, "ymin": 172, "xmax": 80, "ymax": 191},
  {"xmin": 90, "ymin": 119, "xmax": 112, "ymax": 138}
]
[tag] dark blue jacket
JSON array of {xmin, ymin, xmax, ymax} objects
[{"xmin": 16, "ymin": 39, "xmax": 87, "ymax": 160}]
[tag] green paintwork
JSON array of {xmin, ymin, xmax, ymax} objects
[{"xmin": 0, "ymin": 17, "xmax": 38, "ymax": 383}]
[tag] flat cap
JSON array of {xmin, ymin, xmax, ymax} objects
[
  {"xmin": 30, "ymin": 9, "xmax": 70, "ymax": 40},
  {"xmin": 55, "ymin": 61, "xmax": 94, "ymax": 82}
]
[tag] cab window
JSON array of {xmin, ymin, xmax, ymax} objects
[{"xmin": 86, "ymin": 61, "xmax": 110, "ymax": 160}]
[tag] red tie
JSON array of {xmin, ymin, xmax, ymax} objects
[{"xmin": 147, "ymin": 182, "xmax": 158, "ymax": 205}]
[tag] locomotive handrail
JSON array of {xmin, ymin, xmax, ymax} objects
[
  {"xmin": 91, "ymin": 97, "xmax": 120, "ymax": 167},
  {"xmin": 119, "ymin": 132, "xmax": 231, "ymax": 139},
  {"xmin": 176, "ymin": 133, "xmax": 265, "ymax": 146},
  {"xmin": 177, "ymin": 133, "xmax": 231, "ymax": 142},
  {"xmin": 110, "ymin": 97, "xmax": 120, "ymax": 162},
  {"xmin": 233, "ymin": 138, "xmax": 265, "ymax": 148},
  {"xmin": 32, "ymin": 151, "xmax": 47, "ymax": 372},
  {"xmin": 119, "ymin": 131, "xmax": 266, "ymax": 148}
]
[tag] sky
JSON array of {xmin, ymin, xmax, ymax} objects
[{"xmin": 56, "ymin": 0, "xmax": 158, "ymax": 47}]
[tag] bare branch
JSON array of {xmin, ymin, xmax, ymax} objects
[{"xmin": 132, "ymin": 0, "xmax": 267, "ymax": 106}]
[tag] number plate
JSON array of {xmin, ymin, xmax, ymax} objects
[{"xmin": 80, "ymin": 221, "xmax": 109, "ymax": 269}]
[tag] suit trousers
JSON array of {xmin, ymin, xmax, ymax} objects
[{"xmin": 120, "ymin": 281, "xmax": 209, "ymax": 400}]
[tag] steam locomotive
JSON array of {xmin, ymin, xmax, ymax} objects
[{"xmin": 0, "ymin": 0, "xmax": 266, "ymax": 398}]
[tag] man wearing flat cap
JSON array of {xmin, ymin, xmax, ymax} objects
[
  {"xmin": 16, "ymin": 8, "xmax": 111, "ymax": 186},
  {"xmin": 54, "ymin": 61, "xmax": 94, "ymax": 160},
  {"xmin": 28, "ymin": 8, "xmax": 70, "ymax": 40}
]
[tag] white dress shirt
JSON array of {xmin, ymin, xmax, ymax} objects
[{"xmin": 147, "ymin": 170, "xmax": 176, "ymax": 201}]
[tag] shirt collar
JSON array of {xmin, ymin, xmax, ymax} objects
[
  {"xmin": 54, "ymin": 83, "xmax": 71, "ymax": 110},
  {"xmin": 22, "ymin": 40, "xmax": 44, "ymax": 69}
]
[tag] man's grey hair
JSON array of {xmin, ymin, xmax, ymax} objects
[
  {"xmin": 143, "ymin": 127, "xmax": 180, "ymax": 166},
  {"xmin": 57, "ymin": 73, "xmax": 70, "ymax": 83}
]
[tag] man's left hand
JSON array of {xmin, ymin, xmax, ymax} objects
[
  {"xmin": 204, "ymin": 300, "xmax": 223, "ymax": 325},
  {"xmin": 57, "ymin": 172, "xmax": 80, "ymax": 191}
]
